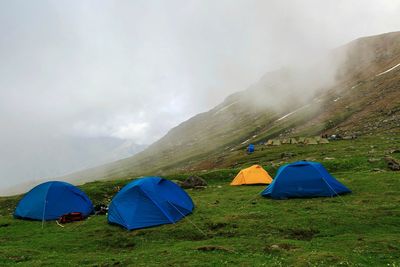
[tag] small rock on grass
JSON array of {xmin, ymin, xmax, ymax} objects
[
  {"xmin": 265, "ymin": 244, "xmax": 297, "ymax": 252},
  {"xmin": 196, "ymin": 246, "xmax": 234, "ymax": 253},
  {"xmin": 178, "ymin": 176, "xmax": 207, "ymax": 189},
  {"xmin": 270, "ymin": 245, "xmax": 280, "ymax": 250},
  {"xmin": 385, "ymin": 156, "xmax": 400, "ymax": 171}
]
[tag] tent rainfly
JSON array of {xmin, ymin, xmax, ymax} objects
[
  {"xmin": 305, "ymin": 138, "xmax": 318, "ymax": 145},
  {"xmin": 108, "ymin": 177, "xmax": 194, "ymax": 230},
  {"xmin": 231, "ymin": 165, "xmax": 273, "ymax": 185},
  {"xmin": 261, "ymin": 161, "xmax": 351, "ymax": 199},
  {"xmin": 272, "ymin": 139, "xmax": 281, "ymax": 146},
  {"xmin": 14, "ymin": 181, "xmax": 93, "ymax": 221},
  {"xmin": 319, "ymin": 138, "xmax": 330, "ymax": 144}
]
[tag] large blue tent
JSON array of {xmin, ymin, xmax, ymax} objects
[
  {"xmin": 108, "ymin": 177, "xmax": 194, "ymax": 230},
  {"xmin": 261, "ymin": 161, "xmax": 351, "ymax": 199},
  {"xmin": 14, "ymin": 181, "xmax": 93, "ymax": 220}
]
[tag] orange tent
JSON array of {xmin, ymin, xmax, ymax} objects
[{"xmin": 230, "ymin": 165, "xmax": 273, "ymax": 185}]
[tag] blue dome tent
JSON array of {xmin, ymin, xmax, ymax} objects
[
  {"xmin": 108, "ymin": 177, "xmax": 194, "ymax": 230},
  {"xmin": 14, "ymin": 181, "xmax": 93, "ymax": 221},
  {"xmin": 261, "ymin": 161, "xmax": 351, "ymax": 199},
  {"xmin": 247, "ymin": 144, "xmax": 255, "ymax": 153}
]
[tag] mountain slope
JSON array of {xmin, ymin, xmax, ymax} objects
[{"xmin": 66, "ymin": 31, "xmax": 400, "ymax": 183}]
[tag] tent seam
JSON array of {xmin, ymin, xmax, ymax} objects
[{"xmin": 138, "ymin": 187, "xmax": 174, "ymax": 223}]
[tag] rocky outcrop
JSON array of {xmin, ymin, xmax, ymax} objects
[
  {"xmin": 384, "ymin": 156, "xmax": 400, "ymax": 171},
  {"xmin": 178, "ymin": 176, "xmax": 208, "ymax": 189}
]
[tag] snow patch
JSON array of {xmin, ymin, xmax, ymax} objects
[
  {"xmin": 213, "ymin": 101, "xmax": 239, "ymax": 116},
  {"xmin": 275, "ymin": 104, "xmax": 311, "ymax": 122},
  {"xmin": 376, "ymin": 63, "xmax": 400, "ymax": 76},
  {"xmin": 313, "ymin": 97, "xmax": 322, "ymax": 103},
  {"xmin": 241, "ymin": 139, "xmax": 250, "ymax": 145}
]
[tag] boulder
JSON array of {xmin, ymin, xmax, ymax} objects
[
  {"xmin": 179, "ymin": 176, "xmax": 208, "ymax": 189},
  {"xmin": 384, "ymin": 156, "xmax": 400, "ymax": 171}
]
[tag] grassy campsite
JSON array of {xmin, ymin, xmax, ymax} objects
[
  {"xmin": 1, "ymin": 135, "xmax": 399, "ymax": 266},
  {"xmin": 2, "ymin": 1, "xmax": 400, "ymax": 266}
]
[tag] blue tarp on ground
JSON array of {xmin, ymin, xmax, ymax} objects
[
  {"xmin": 108, "ymin": 177, "xmax": 194, "ymax": 230},
  {"xmin": 14, "ymin": 181, "xmax": 93, "ymax": 220},
  {"xmin": 261, "ymin": 161, "xmax": 351, "ymax": 199},
  {"xmin": 247, "ymin": 144, "xmax": 255, "ymax": 153}
]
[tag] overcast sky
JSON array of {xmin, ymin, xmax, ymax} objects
[{"xmin": 1, "ymin": 0, "xmax": 400, "ymax": 192}]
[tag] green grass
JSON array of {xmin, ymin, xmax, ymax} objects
[{"xmin": 0, "ymin": 136, "xmax": 399, "ymax": 266}]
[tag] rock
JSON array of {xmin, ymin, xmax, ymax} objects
[
  {"xmin": 270, "ymin": 245, "xmax": 280, "ymax": 250},
  {"xmin": 384, "ymin": 156, "xmax": 400, "ymax": 171},
  {"xmin": 281, "ymin": 152, "xmax": 295, "ymax": 158},
  {"xmin": 324, "ymin": 157, "xmax": 335, "ymax": 160},
  {"xmin": 196, "ymin": 246, "xmax": 234, "ymax": 252},
  {"xmin": 179, "ymin": 176, "xmax": 208, "ymax": 189},
  {"xmin": 368, "ymin": 158, "xmax": 380, "ymax": 163},
  {"xmin": 193, "ymin": 186, "xmax": 207, "ymax": 190},
  {"xmin": 264, "ymin": 243, "xmax": 297, "ymax": 253},
  {"xmin": 389, "ymin": 149, "xmax": 400, "ymax": 154}
]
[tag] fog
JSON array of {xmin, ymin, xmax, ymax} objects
[{"xmin": 1, "ymin": 0, "xmax": 400, "ymax": 195}]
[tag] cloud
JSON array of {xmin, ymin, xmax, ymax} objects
[
  {"xmin": 0, "ymin": 0, "xmax": 400, "ymax": 192},
  {"xmin": 112, "ymin": 122, "xmax": 149, "ymax": 141}
]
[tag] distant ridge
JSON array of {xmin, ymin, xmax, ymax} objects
[{"xmin": 63, "ymin": 31, "xmax": 400, "ymax": 184}]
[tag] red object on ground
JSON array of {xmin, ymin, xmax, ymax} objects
[{"xmin": 58, "ymin": 212, "xmax": 84, "ymax": 224}]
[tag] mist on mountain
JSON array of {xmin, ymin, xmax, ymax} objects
[{"xmin": 1, "ymin": 1, "xmax": 400, "ymax": 195}]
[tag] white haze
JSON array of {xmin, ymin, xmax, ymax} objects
[{"xmin": 1, "ymin": 0, "xmax": 400, "ymax": 195}]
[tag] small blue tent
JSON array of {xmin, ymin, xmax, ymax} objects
[
  {"xmin": 247, "ymin": 144, "xmax": 255, "ymax": 153},
  {"xmin": 108, "ymin": 177, "xmax": 194, "ymax": 230},
  {"xmin": 14, "ymin": 181, "xmax": 93, "ymax": 220},
  {"xmin": 261, "ymin": 161, "xmax": 351, "ymax": 199}
]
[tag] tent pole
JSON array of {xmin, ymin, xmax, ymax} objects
[{"xmin": 41, "ymin": 199, "xmax": 46, "ymax": 229}]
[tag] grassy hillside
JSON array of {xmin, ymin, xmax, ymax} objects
[
  {"xmin": 1, "ymin": 135, "xmax": 399, "ymax": 266},
  {"xmin": 63, "ymin": 31, "xmax": 400, "ymax": 185},
  {"xmin": 1, "ymin": 32, "xmax": 399, "ymax": 266}
]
